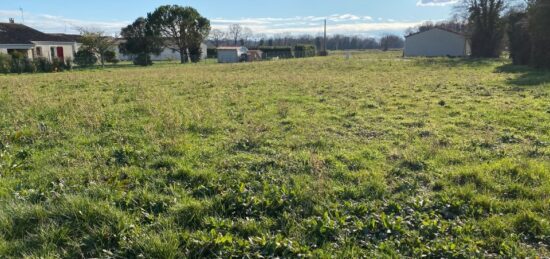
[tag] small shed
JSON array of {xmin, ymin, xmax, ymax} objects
[
  {"xmin": 404, "ymin": 28, "xmax": 470, "ymax": 57},
  {"xmin": 217, "ymin": 46, "xmax": 248, "ymax": 63},
  {"xmin": 247, "ymin": 50, "xmax": 263, "ymax": 62}
]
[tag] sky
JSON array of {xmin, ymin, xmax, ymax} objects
[{"xmin": 0, "ymin": 0, "xmax": 459, "ymax": 37}]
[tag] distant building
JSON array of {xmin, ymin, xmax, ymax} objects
[
  {"xmin": 0, "ymin": 21, "xmax": 79, "ymax": 61},
  {"xmin": 114, "ymin": 40, "xmax": 207, "ymax": 62},
  {"xmin": 217, "ymin": 46, "xmax": 248, "ymax": 63},
  {"xmin": 404, "ymin": 28, "xmax": 470, "ymax": 57},
  {"xmin": 247, "ymin": 50, "xmax": 263, "ymax": 62}
]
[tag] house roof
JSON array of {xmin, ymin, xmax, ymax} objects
[
  {"xmin": 217, "ymin": 46, "xmax": 247, "ymax": 50},
  {"xmin": 405, "ymin": 27, "xmax": 465, "ymax": 38},
  {"xmin": 48, "ymin": 33, "xmax": 82, "ymax": 43},
  {"xmin": 0, "ymin": 23, "xmax": 76, "ymax": 44}
]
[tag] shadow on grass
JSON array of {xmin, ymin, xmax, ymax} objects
[
  {"xmin": 495, "ymin": 64, "xmax": 550, "ymax": 86},
  {"xmin": 412, "ymin": 57, "xmax": 502, "ymax": 68},
  {"xmin": 71, "ymin": 59, "xmax": 217, "ymax": 72}
]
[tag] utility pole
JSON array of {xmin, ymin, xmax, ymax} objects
[{"xmin": 323, "ymin": 19, "xmax": 327, "ymax": 53}]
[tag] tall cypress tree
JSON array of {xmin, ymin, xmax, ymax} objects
[
  {"xmin": 465, "ymin": 0, "xmax": 506, "ymax": 58},
  {"xmin": 506, "ymin": 9, "xmax": 531, "ymax": 65},
  {"xmin": 528, "ymin": 0, "xmax": 550, "ymax": 68},
  {"xmin": 119, "ymin": 17, "xmax": 164, "ymax": 66}
]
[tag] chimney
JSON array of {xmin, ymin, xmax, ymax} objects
[{"xmin": 9, "ymin": 18, "xmax": 15, "ymax": 24}]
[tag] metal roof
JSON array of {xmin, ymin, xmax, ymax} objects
[{"xmin": 405, "ymin": 27, "xmax": 465, "ymax": 38}]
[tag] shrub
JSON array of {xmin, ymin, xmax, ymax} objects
[
  {"xmin": 8, "ymin": 52, "xmax": 28, "ymax": 74},
  {"xmin": 256, "ymin": 46, "xmax": 294, "ymax": 59},
  {"xmin": 10, "ymin": 58, "xmax": 25, "ymax": 74},
  {"xmin": 0, "ymin": 53, "xmax": 11, "ymax": 73},
  {"xmin": 318, "ymin": 50, "xmax": 329, "ymax": 56},
  {"xmin": 22, "ymin": 58, "xmax": 37, "ymax": 73},
  {"xmin": 104, "ymin": 50, "xmax": 119, "ymax": 64},
  {"xmin": 528, "ymin": 0, "xmax": 550, "ymax": 68},
  {"xmin": 133, "ymin": 53, "xmax": 153, "ymax": 66},
  {"xmin": 74, "ymin": 49, "xmax": 98, "ymax": 67},
  {"xmin": 52, "ymin": 58, "xmax": 65, "ymax": 72},
  {"xmin": 34, "ymin": 58, "xmax": 53, "ymax": 73},
  {"xmin": 507, "ymin": 11, "xmax": 531, "ymax": 65},
  {"xmin": 294, "ymin": 45, "xmax": 316, "ymax": 58},
  {"xmin": 189, "ymin": 45, "xmax": 203, "ymax": 63},
  {"xmin": 207, "ymin": 48, "xmax": 217, "ymax": 59},
  {"xmin": 65, "ymin": 57, "xmax": 73, "ymax": 71}
]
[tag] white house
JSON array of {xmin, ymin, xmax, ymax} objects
[
  {"xmin": 115, "ymin": 40, "xmax": 208, "ymax": 62},
  {"xmin": 0, "ymin": 20, "xmax": 79, "ymax": 61},
  {"xmin": 217, "ymin": 46, "xmax": 248, "ymax": 63},
  {"xmin": 404, "ymin": 28, "xmax": 470, "ymax": 57}
]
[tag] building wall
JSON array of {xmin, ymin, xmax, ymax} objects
[
  {"xmin": 33, "ymin": 43, "xmax": 77, "ymax": 61},
  {"xmin": 404, "ymin": 29, "xmax": 468, "ymax": 57},
  {"xmin": 116, "ymin": 43, "xmax": 208, "ymax": 61},
  {"xmin": 217, "ymin": 50, "xmax": 239, "ymax": 63},
  {"xmin": 217, "ymin": 47, "xmax": 248, "ymax": 63}
]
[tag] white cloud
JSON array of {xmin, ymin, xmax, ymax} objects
[
  {"xmin": 417, "ymin": 0, "xmax": 459, "ymax": 6},
  {"xmin": 0, "ymin": 9, "xmax": 426, "ymax": 37},
  {"xmin": 210, "ymin": 14, "xmax": 426, "ymax": 36},
  {"xmin": 0, "ymin": 10, "xmax": 129, "ymax": 35}
]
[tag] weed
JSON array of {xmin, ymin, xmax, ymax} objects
[{"xmin": 0, "ymin": 51, "xmax": 549, "ymax": 257}]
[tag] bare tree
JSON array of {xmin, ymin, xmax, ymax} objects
[
  {"xmin": 209, "ymin": 29, "xmax": 225, "ymax": 47},
  {"xmin": 228, "ymin": 24, "xmax": 243, "ymax": 46},
  {"xmin": 241, "ymin": 27, "xmax": 253, "ymax": 46},
  {"xmin": 78, "ymin": 28, "xmax": 116, "ymax": 67},
  {"xmin": 405, "ymin": 20, "xmax": 467, "ymax": 37},
  {"xmin": 380, "ymin": 34, "xmax": 404, "ymax": 51}
]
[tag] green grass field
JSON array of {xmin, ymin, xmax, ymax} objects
[{"xmin": 1, "ymin": 51, "xmax": 549, "ymax": 258}]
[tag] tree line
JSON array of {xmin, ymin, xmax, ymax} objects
[
  {"xmin": 506, "ymin": 0, "xmax": 550, "ymax": 68},
  {"xmin": 208, "ymin": 24, "xmax": 404, "ymax": 51},
  {"xmin": 408, "ymin": 0, "xmax": 549, "ymax": 68},
  {"xmin": 74, "ymin": 5, "xmax": 211, "ymax": 66},
  {"xmin": 460, "ymin": 0, "xmax": 549, "ymax": 68},
  {"xmin": 71, "ymin": 1, "xmax": 550, "ymax": 68}
]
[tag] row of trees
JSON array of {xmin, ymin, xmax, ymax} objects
[
  {"xmin": 463, "ymin": 0, "xmax": 550, "ymax": 68},
  {"xmin": 208, "ymin": 25, "xmax": 404, "ymax": 51},
  {"xmin": 119, "ymin": 5, "xmax": 211, "ymax": 65},
  {"xmin": 405, "ymin": 20, "xmax": 468, "ymax": 36},
  {"xmin": 404, "ymin": 0, "xmax": 549, "ymax": 68},
  {"xmin": 209, "ymin": 25, "xmax": 254, "ymax": 47},
  {"xmin": 441, "ymin": 0, "xmax": 548, "ymax": 68},
  {"xmin": 506, "ymin": 0, "xmax": 550, "ymax": 68}
]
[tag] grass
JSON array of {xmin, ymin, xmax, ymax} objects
[{"xmin": 0, "ymin": 50, "xmax": 549, "ymax": 257}]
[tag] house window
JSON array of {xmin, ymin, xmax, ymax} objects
[
  {"xmin": 50, "ymin": 47, "xmax": 56, "ymax": 60},
  {"xmin": 36, "ymin": 47, "xmax": 42, "ymax": 57}
]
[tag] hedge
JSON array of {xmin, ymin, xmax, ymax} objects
[
  {"xmin": 294, "ymin": 44, "xmax": 316, "ymax": 58},
  {"xmin": 255, "ymin": 46, "xmax": 294, "ymax": 59},
  {"xmin": 207, "ymin": 48, "xmax": 217, "ymax": 59},
  {"xmin": 0, "ymin": 53, "xmax": 69, "ymax": 74}
]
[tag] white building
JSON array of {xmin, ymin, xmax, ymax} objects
[
  {"xmin": 0, "ymin": 21, "xmax": 79, "ymax": 61},
  {"xmin": 404, "ymin": 28, "xmax": 470, "ymax": 57},
  {"xmin": 217, "ymin": 46, "xmax": 248, "ymax": 63},
  {"xmin": 115, "ymin": 40, "xmax": 207, "ymax": 62}
]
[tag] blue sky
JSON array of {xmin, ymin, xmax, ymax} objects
[{"xmin": 0, "ymin": 0, "xmax": 458, "ymax": 37}]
